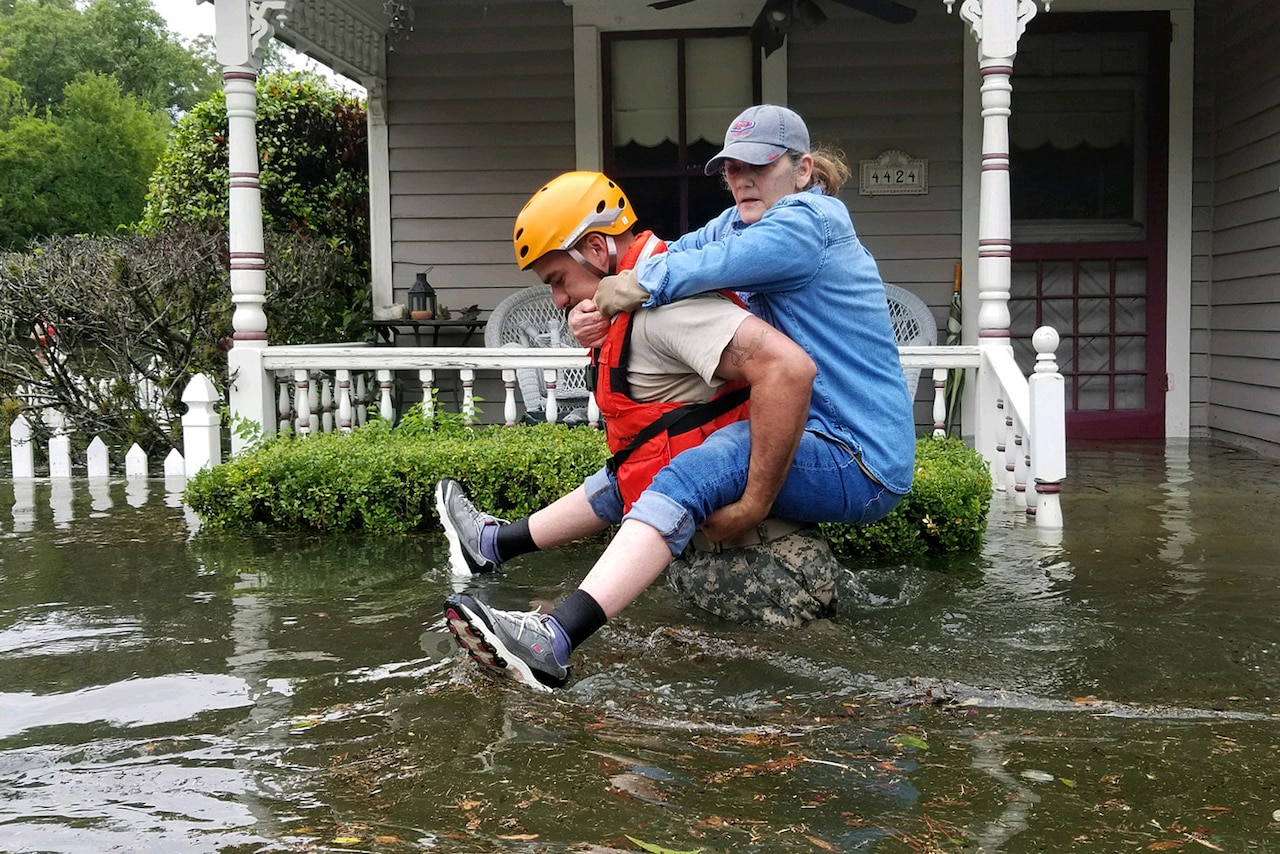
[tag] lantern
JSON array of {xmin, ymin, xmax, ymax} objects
[{"xmin": 408, "ymin": 270, "xmax": 437, "ymax": 319}]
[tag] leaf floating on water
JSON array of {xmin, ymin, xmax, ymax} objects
[
  {"xmin": 893, "ymin": 735, "xmax": 930, "ymax": 751},
  {"xmin": 1060, "ymin": 778, "xmax": 1076, "ymax": 787},
  {"xmin": 625, "ymin": 835, "xmax": 702, "ymax": 854}
]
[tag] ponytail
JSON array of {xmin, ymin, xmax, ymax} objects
[{"xmin": 805, "ymin": 144, "xmax": 851, "ymax": 196}]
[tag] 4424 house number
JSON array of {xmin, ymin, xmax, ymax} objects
[{"xmin": 859, "ymin": 150, "xmax": 929, "ymax": 196}]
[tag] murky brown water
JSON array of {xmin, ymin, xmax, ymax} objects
[{"xmin": 2, "ymin": 439, "xmax": 1279, "ymax": 852}]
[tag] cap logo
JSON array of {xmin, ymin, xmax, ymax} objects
[{"xmin": 728, "ymin": 119, "xmax": 757, "ymax": 139}]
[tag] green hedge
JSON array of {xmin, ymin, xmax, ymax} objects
[
  {"xmin": 185, "ymin": 418, "xmax": 991, "ymax": 558},
  {"xmin": 821, "ymin": 435, "xmax": 992, "ymax": 559}
]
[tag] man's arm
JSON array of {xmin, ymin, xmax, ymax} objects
[{"xmin": 702, "ymin": 315, "xmax": 815, "ymax": 543}]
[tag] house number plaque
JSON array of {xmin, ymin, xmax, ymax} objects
[{"xmin": 859, "ymin": 150, "xmax": 928, "ymax": 196}]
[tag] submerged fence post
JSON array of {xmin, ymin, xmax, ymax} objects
[
  {"xmin": 10, "ymin": 413, "xmax": 35, "ymax": 478},
  {"xmin": 46, "ymin": 410, "xmax": 71, "ymax": 479},
  {"xmin": 87, "ymin": 436, "xmax": 111, "ymax": 479},
  {"xmin": 125, "ymin": 443, "xmax": 148, "ymax": 478}
]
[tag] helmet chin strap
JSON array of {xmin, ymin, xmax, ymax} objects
[{"xmin": 568, "ymin": 235, "xmax": 617, "ymax": 278}]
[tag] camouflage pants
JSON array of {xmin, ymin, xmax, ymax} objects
[{"xmin": 666, "ymin": 525, "xmax": 840, "ymax": 627}]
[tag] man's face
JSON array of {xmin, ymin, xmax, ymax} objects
[{"xmin": 531, "ymin": 250, "xmax": 600, "ymax": 311}]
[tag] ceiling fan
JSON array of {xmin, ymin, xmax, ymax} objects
[{"xmin": 649, "ymin": 0, "xmax": 918, "ymax": 57}]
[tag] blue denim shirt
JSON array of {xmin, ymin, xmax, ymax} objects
[{"xmin": 633, "ymin": 187, "xmax": 916, "ymax": 494}]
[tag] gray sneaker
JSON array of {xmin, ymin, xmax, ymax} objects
[
  {"xmin": 436, "ymin": 478, "xmax": 505, "ymax": 576},
  {"xmin": 444, "ymin": 593, "xmax": 571, "ymax": 691}
]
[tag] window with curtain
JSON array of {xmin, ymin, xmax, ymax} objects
[
  {"xmin": 1010, "ymin": 30, "xmax": 1149, "ymax": 242},
  {"xmin": 603, "ymin": 31, "xmax": 760, "ymax": 239}
]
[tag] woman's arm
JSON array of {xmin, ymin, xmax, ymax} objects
[{"xmin": 637, "ymin": 197, "xmax": 827, "ymax": 307}]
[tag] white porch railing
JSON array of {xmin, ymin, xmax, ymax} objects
[{"xmin": 228, "ymin": 331, "xmax": 1068, "ymax": 528}]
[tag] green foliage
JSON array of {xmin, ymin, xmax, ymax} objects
[
  {"xmin": 141, "ymin": 72, "xmax": 370, "ymax": 270},
  {"xmin": 185, "ymin": 427, "xmax": 993, "ymax": 560},
  {"xmin": 184, "ymin": 421, "xmax": 613, "ymax": 534},
  {"xmin": 0, "ymin": 72, "xmax": 170, "ymax": 249},
  {"xmin": 821, "ymin": 436, "xmax": 992, "ymax": 560},
  {"xmin": 0, "ymin": 395, "xmax": 19, "ymax": 437},
  {"xmin": 0, "ymin": 0, "xmax": 217, "ymax": 115}
]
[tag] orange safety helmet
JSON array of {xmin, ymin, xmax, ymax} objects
[{"xmin": 513, "ymin": 172, "xmax": 634, "ymax": 270}]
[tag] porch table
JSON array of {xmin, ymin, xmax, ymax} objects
[{"xmin": 368, "ymin": 316, "xmax": 487, "ymax": 347}]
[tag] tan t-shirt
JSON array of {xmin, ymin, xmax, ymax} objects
[{"xmin": 622, "ymin": 293, "xmax": 751, "ymax": 403}]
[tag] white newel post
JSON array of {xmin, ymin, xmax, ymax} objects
[
  {"xmin": 945, "ymin": 0, "xmax": 1046, "ymax": 473},
  {"xmin": 1029, "ymin": 326, "xmax": 1065, "ymax": 527},
  {"xmin": 183, "ymin": 373, "xmax": 223, "ymax": 476},
  {"xmin": 215, "ymin": 0, "xmax": 290, "ymax": 455}
]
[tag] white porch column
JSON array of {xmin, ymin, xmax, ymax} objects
[
  {"xmin": 945, "ymin": 0, "xmax": 1048, "ymax": 466},
  {"xmin": 211, "ymin": 0, "xmax": 291, "ymax": 454},
  {"xmin": 366, "ymin": 82, "xmax": 393, "ymax": 309}
]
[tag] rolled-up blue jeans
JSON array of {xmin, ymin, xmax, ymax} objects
[{"xmin": 583, "ymin": 420, "xmax": 905, "ymax": 556}]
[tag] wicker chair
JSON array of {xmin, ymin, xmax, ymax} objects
[
  {"xmin": 484, "ymin": 284, "xmax": 592, "ymax": 421},
  {"xmin": 485, "ymin": 281, "xmax": 935, "ymax": 415},
  {"xmin": 883, "ymin": 282, "xmax": 938, "ymax": 398}
]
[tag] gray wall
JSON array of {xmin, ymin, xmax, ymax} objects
[
  {"xmin": 385, "ymin": 0, "xmax": 576, "ymax": 318},
  {"xmin": 790, "ymin": 0, "xmax": 966, "ymax": 318},
  {"xmin": 1202, "ymin": 0, "xmax": 1280, "ymax": 453}
]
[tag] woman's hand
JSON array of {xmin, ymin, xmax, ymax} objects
[{"xmin": 594, "ymin": 269, "xmax": 649, "ymax": 317}]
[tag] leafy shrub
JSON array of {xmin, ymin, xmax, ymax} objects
[
  {"xmin": 141, "ymin": 72, "xmax": 369, "ymax": 272},
  {"xmin": 821, "ymin": 436, "xmax": 992, "ymax": 560},
  {"xmin": 184, "ymin": 418, "xmax": 611, "ymax": 534},
  {"xmin": 186, "ymin": 424, "xmax": 992, "ymax": 561},
  {"xmin": 0, "ymin": 228, "xmax": 369, "ymax": 458}
]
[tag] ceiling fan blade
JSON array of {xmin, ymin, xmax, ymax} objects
[
  {"xmin": 825, "ymin": 0, "xmax": 917, "ymax": 24},
  {"xmin": 749, "ymin": 1, "xmax": 789, "ymax": 58},
  {"xmin": 648, "ymin": 0, "xmax": 702, "ymax": 9}
]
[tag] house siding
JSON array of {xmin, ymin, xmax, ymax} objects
[
  {"xmin": 385, "ymin": 0, "xmax": 577, "ymax": 316},
  {"xmin": 789, "ymin": 1, "xmax": 965, "ymax": 322},
  {"xmin": 1189, "ymin": 0, "xmax": 1215, "ymax": 436},
  {"xmin": 383, "ymin": 0, "xmax": 963, "ymax": 336},
  {"xmin": 1204, "ymin": 0, "xmax": 1280, "ymax": 453}
]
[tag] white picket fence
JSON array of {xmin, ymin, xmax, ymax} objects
[{"xmin": 7, "ymin": 373, "xmax": 222, "ymax": 480}]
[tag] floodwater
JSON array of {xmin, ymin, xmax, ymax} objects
[{"xmin": 1, "ymin": 439, "xmax": 1278, "ymax": 853}]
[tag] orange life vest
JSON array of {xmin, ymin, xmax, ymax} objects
[{"xmin": 593, "ymin": 232, "xmax": 752, "ymax": 512}]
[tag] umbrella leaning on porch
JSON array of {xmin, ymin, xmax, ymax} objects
[{"xmin": 944, "ymin": 261, "xmax": 964, "ymax": 436}]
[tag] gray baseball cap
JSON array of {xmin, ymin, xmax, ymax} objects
[{"xmin": 704, "ymin": 104, "xmax": 811, "ymax": 176}]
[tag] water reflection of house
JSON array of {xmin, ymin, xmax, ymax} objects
[{"xmin": 202, "ymin": 0, "xmax": 1275, "ymax": 456}]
